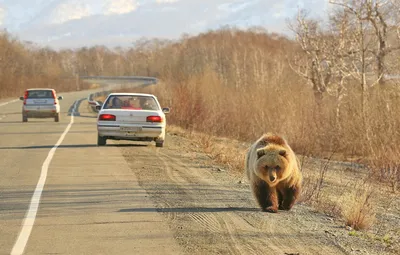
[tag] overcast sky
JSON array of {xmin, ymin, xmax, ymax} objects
[{"xmin": 0, "ymin": 0, "xmax": 331, "ymax": 49}]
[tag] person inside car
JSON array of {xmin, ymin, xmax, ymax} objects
[
  {"xmin": 111, "ymin": 97, "xmax": 122, "ymax": 109},
  {"xmin": 121, "ymin": 98, "xmax": 142, "ymax": 110},
  {"xmin": 140, "ymin": 98, "xmax": 155, "ymax": 110}
]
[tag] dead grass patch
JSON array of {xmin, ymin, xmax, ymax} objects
[
  {"xmin": 341, "ymin": 187, "xmax": 377, "ymax": 231},
  {"xmin": 167, "ymin": 125, "xmax": 246, "ymax": 178}
]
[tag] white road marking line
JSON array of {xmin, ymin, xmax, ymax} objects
[
  {"xmin": 0, "ymin": 99, "xmax": 18, "ymax": 107},
  {"xmin": 10, "ymin": 101, "xmax": 77, "ymax": 255}
]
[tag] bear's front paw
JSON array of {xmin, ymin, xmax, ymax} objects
[
  {"xmin": 279, "ymin": 204, "xmax": 292, "ymax": 211},
  {"xmin": 263, "ymin": 206, "xmax": 278, "ymax": 213},
  {"xmin": 280, "ymin": 201, "xmax": 295, "ymax": 211}
]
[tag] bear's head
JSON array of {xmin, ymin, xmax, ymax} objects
[{"xmin": 255, "ymin": 146, "xmax": 292, "ymax": 186}]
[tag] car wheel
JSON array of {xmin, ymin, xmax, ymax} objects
[
  {"xmin": 55, "ymin": 113, "xmax": 60, "ymax": 122},
  {"xmin": 22, "ymin": 116, "xmax": 28, "ymax": 122},
  {"xmin": 156, "ymin": 141, "xmax": 164, "ymax": 147},
  {"xmin": 97, "ymin": 135, "xmax": 106, "ymax": 146}
]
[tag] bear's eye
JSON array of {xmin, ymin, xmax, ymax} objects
[{"xmin": 275, "ymin": 166, "xmax": 281, "ymax": 171}]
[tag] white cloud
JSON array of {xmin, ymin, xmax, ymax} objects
[
  {"xmin": 104, "ymin": 0, "xmax": 139, "ymax": 15},
  {"xmin": 40, "ymin": 0, "xmax": 139, "ymax": 25},
  {"xmin": 49, "ymin": 2, "xmax": 91, "ymax": 24}
]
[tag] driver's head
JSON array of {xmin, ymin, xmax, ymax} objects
[{"xmin": 112, "ymin": 97, "xmax": 122, "ymax": 107}]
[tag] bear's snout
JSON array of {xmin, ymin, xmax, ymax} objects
[{"xmin": 269, "ymin": 170, "xmax": 277, "ymax": 183}]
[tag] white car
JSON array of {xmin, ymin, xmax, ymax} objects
[
  {"xmin": 96, "ymin": 93, "xmax": 170, "ymax": 147},
  {"xmin": 19, "ymin": 88, "xmax": 63, "ymax": 122}
]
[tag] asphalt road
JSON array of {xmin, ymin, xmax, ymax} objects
[{"xmin": 0, "ymin": 89, "xmax": 182, "ymax": 255}]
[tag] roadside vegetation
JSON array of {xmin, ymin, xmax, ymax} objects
[
  {"xmin": 1, "ymin": 0, "xmax": 399, "ymax": 249},
  {"xmin": 0, "ymin": 33, "xmax": 95, "ymax": 98}
]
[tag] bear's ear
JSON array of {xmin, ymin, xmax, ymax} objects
[
  {"xmin": 278, "ymin": 149, "xmax": 287, "ymax": 157},
  {"xmin": 257, "ymin": 149, "xmax": 265, "ymax": 158}
]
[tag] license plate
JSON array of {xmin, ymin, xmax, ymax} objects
[
  {"xmin": 120, "ymin": 126, "xmax": 142, "ymax": 132},
  {"xmin": 33, "ymin": 100, "xmax": 47, "ymax": 104}
]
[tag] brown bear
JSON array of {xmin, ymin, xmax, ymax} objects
[{"xmin": 245, "ymin": 133, "xmax": 302, "ymax": 213}]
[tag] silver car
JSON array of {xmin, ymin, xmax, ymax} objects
[
  {"xmin": 96, "ymin": 93, "xmax": 170, "ymax": 147},
  {"xmin": 19, "ymin": 88, "xmax": 63, "ymax": 122}
]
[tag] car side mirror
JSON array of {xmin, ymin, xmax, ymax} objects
[
  {"xmin": 162, "ymin": 107, "xmax": 170, "ymax": 114},
  {"xmin": 58, "ymin": 96, "xmax": 63, "ymax": 100},
  {"xmin": 95, "ymin": 105, "xmax": 102, "ymax": 111},
  {"xmin": 19, "ymin": 96, "xmax": 24, "ymax": 100}
]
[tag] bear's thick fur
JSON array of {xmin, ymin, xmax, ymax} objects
[{"xmin": 245, "ymin": 133, "xmax": 302, "ymax": 213}]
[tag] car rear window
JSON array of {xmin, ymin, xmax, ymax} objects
[
  {"xmin": 103, "ymin": 95, "xmax": 160, "ymax": 110},
  {"xmin": 27, "ymin": 90, "xmax": 54, "ymax": 99}
]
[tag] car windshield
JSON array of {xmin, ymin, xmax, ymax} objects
[
  {"xmin": 27, "ymin": 90, "xmax": 53, "ymax": 98},
  {"xmin": 103, "ymin": 95, "xmax": 159, "ymax": 110}
]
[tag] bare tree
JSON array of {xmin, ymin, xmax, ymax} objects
[
  {"xmin": 330, "ymin": 0, "xmax": 400, "ymax": 86},
  {"xmin": 288, "ymin": 9, "xmax": 334, "ymax": 105}
]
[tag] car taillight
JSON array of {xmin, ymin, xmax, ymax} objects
[
  {"xmin": 146, "ymin": 116, "xmax": 162, "ymax": 122},
  {"xmin": 99, "ymin": 114, "xmax": 116, "ymax": 121},
  {"xmin": 23, "ymin": 91, "xmax": 28, "ymax": 105},
  {"xmin": 52, "ymin": 90, "xmax": 57, "ymax": 105}
]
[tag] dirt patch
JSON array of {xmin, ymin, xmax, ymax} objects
[{"xmin": 118, "ymin": 129, "xmax": 399, "ymax": 255}]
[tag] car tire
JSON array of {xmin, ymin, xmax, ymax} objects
[
  {"xmin": 155, "ymin": 141, "xmax": 164, "ymax": 148},
  {"xmin": 55, "ymin": 113, "xmax": 60, "ymax": 122},
  {"xmin": 97, "ymin": 135, "xmax": 106, "ymax": 146},
  {"xmin": 22, "ymin": 116, "xmax": 28, "ymax": 122}
]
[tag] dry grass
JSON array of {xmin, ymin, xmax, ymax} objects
[
  {"xmin": 297, "ymin": 151, "xmax": 380, "ymax": 230},
  {"xmin": 167, "ymin": 125, "xmax": 247, "ymax": 178},
  {"xmin": 342, "ymin": 188, "xmax": 377, "ymax": 231},
  {"xmin": 0, "ymin": 32, "xmax": 92, "ymax": 99},
  {"xmin": 297, "ymin": 155, "xmax": 331, "ymax": 204}
]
